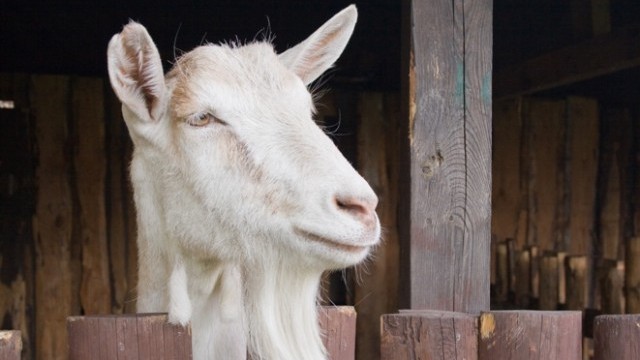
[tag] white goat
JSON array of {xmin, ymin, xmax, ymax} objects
[{"xmin": 107, "ymin": 5, "xmax": 380, "ymax": 360}]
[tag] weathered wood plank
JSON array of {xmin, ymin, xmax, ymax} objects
[
  {"xmin": 0, "ymin": 331, "xmax": 22, "ymax": 360},
  {"xmin": 492, "ymin": 98, "xmax": 523, "ymax": 245},
  {"xmin": 106, "ymin": 86, "xmax": 129, "ymax": 314},
  {"xmin": 565, "ymin": 255, "xmax": 589, "ymax": 311},
  {"xmin": 514, "ymin": 249, "xmax": 531, "ymax": 307},
  {"xmin": 539, "ymin": 253, "xmax": 559, "ymax": 310},
  {"xmin": 400, "ymin": 0, "xmax": 491, "ymax": 314},
  {"xmin": 478, "ymin": 311, "xmax": 582, "ymax": 360},
  {"xmin": 31, "ymin": 75, "xmax": 75, "ymax": 360},
  {"xmin": 626, "ymin": 237, "xmax": 640, "ymax": 313},
  {"xmin": 525, "ymin": 99, "xmax": 566, "ymax": 252},
  {"xmin": 494, "ymin": 28, "xmax": 640, "ymax": 98},
  {"xmin": 318, "ymin": 306, "xmax": 357, "ymax": 360},
  {"xmin": 354, "ymin": 92, "xmax": 400, "ymax": 360},
  {"xmin": 594, "ymin": 315, "xmax": 640, "ymax": 359},
  {"xmin": 381, "ymin": 310, "xmax": 477, "ymax": 360},
  {"xmin": 601, "ymin": 260, "xmax": 624, "ymax": 314},
  {"xmin": 567, "ymin": 97, "xmax": 599, "ymax": 256},
  {"xmin": 67, "ymin": 314, "xmax": 192, "ymax": 360},
  {"xmin": 72, "ymin": 77, "xmax": 112, "ymax": 315}
]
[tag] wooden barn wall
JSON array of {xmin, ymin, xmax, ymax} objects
[
  {"xmin": 492, "ymin": 96, "xmax": 638, "ymax": 316},
  {"xmin": 0, "ymin": 73, "xmax": 138, "ymax": 360},
  {"xmin": 0, "ymin": 73, "xmax": 400, "ymax": 359}
]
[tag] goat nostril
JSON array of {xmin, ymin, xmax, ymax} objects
[{"xmin": 334, "ymin": 196, "xmax": 372, "ymax": 218}]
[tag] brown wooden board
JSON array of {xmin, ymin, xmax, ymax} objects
[
  {"xmin": 478, "ymin": 311, "xmax": 582, "ymax": 360},
  {"xmin": 400, "ymin": 0, "xmax": 492, "ymax": 314},
  {"xmin": 593, "ymin": 315, "xmax": 640, "ymax": 359},
  {"xmin": 626, "ymin": 237, "xmax": 640, "ymax": 313},
  {"xmin": 565, "ymin": 256, "xmax": 589, "ymax": 311},
  {"xmin": 494, "ymin": 28, "xmax": 640, "ymax": 99},
  {"xmin": 539, "ymin": 254, "xmax": 559, "ymax": 310},
  {"xmin": 354, "ymin": 92, "xmax": 400, "ymax": 360},
  {"xmin": 0, "ymin": 331, "xmax": 22, "ymax": 360},
  {"xmin": 524, "ymin": 98, "xmax": 566, "ymax": 253},
  {"xmin": 567, "ymin": 97, "xmax": 599, "ymax": 257},
  {"xmin": 381, "ymin": 310, "xmax": 477, "ymax": 360},
  {"xmin": 318, "ymin": 306, "xmax": 357, "ymax": 360},
  {"xmin": 31, "ymin": 75, "xmax": 76, "ymax": 360},
  {"xmin": 492, "ymin": 98, "xmax": 523, "ymax": 246},
  {"xmin": 67, "ymin": 314, "xmax": 192, "ymax": 360},
  {"xmin": 72, "ymin": 77, "xmax": 112, "ymax": 315}
]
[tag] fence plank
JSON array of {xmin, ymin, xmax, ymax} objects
[
  {"xmin": 626, "ymin": 236, "xmax": 640, "ymax": 313},
  {"xmin": 72, "ymin": 77, "xmax": 112, "ymax": 315},
  {"xmin": 539, "ymin": 254, "xmax": 559, "ymax": 310},
  {"xmin": 0, "ymin": 331, "xmax": 22, "ymax": 360},
  {"xmin": 478, "ymin": 311, "xmax": 582, "ymax": 360},
  {"xmin": 31, "ymin": 75, "xmax": 76, "ymax": 360},
  {"xmin": 69, "ymin": 307, "xmax": 355, "ymax": 360},
  {"xmin": 318, "ymin": 306, "xmax": 357, "ymax": 360},
  {"xmin": 594, "ymin": 314, "xmax": 640, "ymax": 359},
  {"xmin": 68, "ymin": 314, "xmax": 192, "ymax": 360},
  {"xmin": 381, "ymin": 310, "xmax": 477, "ymax": 360}
]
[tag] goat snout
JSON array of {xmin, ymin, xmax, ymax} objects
[{"xmin": 334, "ymin": 194, "xmax": 378, "ymax": 229}]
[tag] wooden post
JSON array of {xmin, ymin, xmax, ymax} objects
[
  {"xmin": 478, "ymin": 311, "xmax": 582, "ymax": 359},
  {"xmin": 399, "ymin": 0, "xmax": 492, "ymax": 312},
  {"xmin": 0, "ymin": 331, "xmax": 22, "ymax": 360},
  {"xmin": 601, "ymin": 260, "xmax": 623, "ymax": 314},
  {"xmin": 381, "ymin": 311, "xmax": 477, "ymax": 360},
  {"xmin": 566, "ymin": 255, "xmax": 589, "ymax": 310},
  {"xmin": 514, "ymin": 249, "xmax": 531, "ymax": 307},
  {"xmin": 539, "ymin": 253, "xmax": 559, "ymax": 310},
  {"xmin": 318, "ymin": 306, "xmax": 357, "ymax": 360},
  {"xmin": 495, "ymin": 241, "xmax": 509, "ymax": 302},
  {"xmin": 593, "ymin": 315, "xmax": 640, "ymax": 359}
]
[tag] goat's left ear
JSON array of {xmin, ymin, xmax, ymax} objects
[{"xmin": 279, "ymin": 5, "xmax": 357, "ymax": 85}]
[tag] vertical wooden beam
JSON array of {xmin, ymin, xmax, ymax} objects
[
  {"xmin": 593, "ymin": 315, "xmax": 640, "ymax": 360},
  {"xmin": 478, "ymin": 311, "xmax": 582, "ymax": 359},
  {"xmin": 539, "ymin": 253, "xmax": 559, "ymax": 310},
  {"xmin": 524, "ymin": 99, "xmax": 566, "ymax": 253},
  {"xmin": 355, "ymin": 92, "xmax": 400, "ymax": 360},
  {"xmin": 72, "ymin": 77, "xmax": 112, "ymax": 315},
  {"xmin": 400, "ymin": 0, "xmax": 492, "ymax": 313},
  {"xmin": 381, "ymin": 311, "xmax": 477, "ymax": 360},
  {"xmin": 0, "ymin": 331, "xmax": 22, "ymax": 360},
  {"xmin": 31, "ymin": 75, "xmax": 75, "ymax": 360},
  {"xmin": 492, "ymin": 98, "xmax": 523, "ymax": 245}
]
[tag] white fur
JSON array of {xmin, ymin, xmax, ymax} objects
[{"xmin": 107, "ymin": 5, "xmax": 380, "ymax": 360}]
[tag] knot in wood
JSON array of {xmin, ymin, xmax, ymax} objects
[{"xmin": 421, "ymin": 151, "xmax": 444, "ymax": 180}]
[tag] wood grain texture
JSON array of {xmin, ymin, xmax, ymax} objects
[
  {"xmin": 381, "ymin": 310, "xmax": 477, "ymax": 360},
  {"xmin": 594, "ymin": 315, "xmax": 640, "ymax": 360},
  {"xmin": 565, "ymin": 256, "xmax": 588, "ymax": 310},
  {"xmin": 492, "ymin": 98, "xmax": 523, "ymax": 246},
  {"xmin": 31, "ymin": 75, "xmax": 76, "ymax": 360},
  {"xmin": 601, "ymin": 260, "xmax": 623, "ymax": 314},
  {"xmin": 354, "ymin": 92, "xmax": 400, "ymax": 360},
  {"xmin": 0, "ymin": 331, "xmax": 22, "ymax": 360},
  {"xmin": 67, "ymin": 314, "xmax": 192, "ymax": 360},
  {"xmin": 401, "ymin": 0, "xmax": 492, "ymax": 313},
  {"xmin": 478, "ymin": 311, "xmax": 582, "ymax": 360},
  {"xmin": 524, "ymin": 99, "xmax": 566, "ymax": 252},
  {"xmin": 539, "ymin": 254, "xmax": 559, "ymax": 310},
  {"xmin": 72, "ymin": 77, "xmax": 112, "ymax": 315},
  {"xmin": 567, "ymin": 97, "xmax": 599, "ymax": 256},
  {"xmin": 318, "ymin": 306, "xmax": 357, "ymax": 360},
  {"xmin": 494, "ymin": 28, "xmax": 640, "ymax": 98}
]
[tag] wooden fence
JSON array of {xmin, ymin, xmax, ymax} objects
[{"xmin": 4, "ymin": 311, "xmax": 640, "ymax": 359}]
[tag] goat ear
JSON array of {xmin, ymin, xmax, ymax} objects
[
  {"xmin": 279, "ymin": 5, "xmax": 357, "ymax": 85},
  {"xmin": 107, "ymin": 21, "xmax": 166, "ymax": 122}
]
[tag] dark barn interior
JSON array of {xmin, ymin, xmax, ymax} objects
[{"xmin": 2, "ymin": 0, "xmax": 640, "ymax": 359}]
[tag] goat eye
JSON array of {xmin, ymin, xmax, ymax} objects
[{"xmin": 186, "ymin": 113, "xmax": 227, "ymax": 127}]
